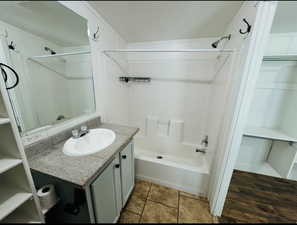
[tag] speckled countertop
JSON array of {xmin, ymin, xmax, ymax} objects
[{"xmin": 26, "ymin": 122, "xmax": 138, "ymax": 188}]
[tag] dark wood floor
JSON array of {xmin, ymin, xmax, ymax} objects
[{"xmin": 220, "ymin": 170, "xmax": 297, "ymax": 223}]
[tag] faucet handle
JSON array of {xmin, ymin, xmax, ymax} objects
[
  {"xmin": 81, "ymin": 125, "xmax": 88, "ymax": 132},
  {"xmin": 72, "ymin": 129, "xmax": 79, "ymax": 138}
]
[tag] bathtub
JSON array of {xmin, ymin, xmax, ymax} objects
[{"xmin": 134, "ymin": 143, "xmax": 210, "ymax": 196}]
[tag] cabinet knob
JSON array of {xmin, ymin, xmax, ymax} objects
[
  {"xmin": 122, "ymin": 155, "xmax": 127, "ymax": 159},
  {"xmin": 115, "ymin": 164, "xmax": 120, "ymax": 168}
]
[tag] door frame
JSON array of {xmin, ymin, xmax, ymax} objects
[{"xmin": 209, "ymin": 1, "xmax": 278, "ymax": 216}]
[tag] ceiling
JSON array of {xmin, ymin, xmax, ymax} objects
[
  {"xmin": 89, "ymin": 1, "xmax": 243, "ymax": 43},
  {"xmin": 0, "ymin": 1, "xmax": 89, "ymax": 47},
  {"xmin": 271, "ymin": 1, "xmax": 297, "ymax": 33}
]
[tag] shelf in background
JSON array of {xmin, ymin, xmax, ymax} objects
[
  {"xmin": 0, "ymin": 186, "xmax": 32, "ymax": 220},
  {"xmin": 0, "ymin": 118, "xmax": 10, "ymax": 125},
  {"xmin": 244, "ymin": 126, "xmax": 297, "ymax": 143},
  {"xmin": 263, "ymin": 55, "xmax": 297, "ymax": 62},
  {"xmin": 235, "ymin": 162, "xmax": 281, "ymax": 178},
  {"xmin": 0, "ymin": 157, "xmax": 22, "ymax": 174},
  {"xmin": 289, "ymin": 164, "xmax": 297, "ymax": 181}
]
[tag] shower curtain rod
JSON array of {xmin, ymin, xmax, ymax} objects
[
  {"xmin": 30, "ymin": 50, "xmax": 91, "ymax": 59},
  {"xmin": 103, "ymin": 48, "xmax": 235, "ymax": 53},
  {"xmin": 103, "ymin": 48, "xmax": 235, "ymax": 83},
  {"xmin": 27, "ymin": 57, "xmax": 92, "ymax": 80}
]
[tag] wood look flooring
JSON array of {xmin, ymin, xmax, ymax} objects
[
  {"xmin": 119, "ymin": 180, "xmax": 218, "ymax": 223},
  {"xmin": 220, "ymin": 170, "xmax": 297, "ymax": 223}
]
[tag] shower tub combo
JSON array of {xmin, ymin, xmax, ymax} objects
[{"xmin": 132, "ymin": 117, "xmax": 210, "ymax": 196}]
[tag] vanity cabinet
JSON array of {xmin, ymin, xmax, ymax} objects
[
  {"xmin": 91, "ymin": 158, "xmax": 119, "ymax": 223},
  {"xmin": 91, "ymin": 141, "xmax": 135, "ymax": 223}
]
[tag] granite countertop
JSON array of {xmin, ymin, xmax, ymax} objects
[{"xmin": 27, "ymin": 122, "xmax": 139, "ymax": 188}]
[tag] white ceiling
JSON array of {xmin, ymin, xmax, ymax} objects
[
  {"xmin": 89, "ymin": 1, "xmax": 243, "ymax": 43},
  {"xmin": 271, "ymin": 1, "xmax": 297, "ymax": 33},
  {"xmin": 0, "ymin": 1, "xmax": 89, "ymax": 47}
]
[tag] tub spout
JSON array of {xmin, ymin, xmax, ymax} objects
[{"xmin": 196, "ymin": 148, "xmax": 206, "ymax": 154}]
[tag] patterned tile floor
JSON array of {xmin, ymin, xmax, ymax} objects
[{"xmin": 119, "ymin": 180, "xmax": 218, "ymax": 223}]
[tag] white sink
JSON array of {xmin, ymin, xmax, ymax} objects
[{"xmin": 63, "ymin": 128, "xmax": 116, "ymax": 157}]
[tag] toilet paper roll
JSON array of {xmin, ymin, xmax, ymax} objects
[{"xmin": 37, "ymin": 184, "xmax": 58, "ymax": 211}]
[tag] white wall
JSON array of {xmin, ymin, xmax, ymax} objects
[
  {"xmin": 206, "ymin": 54, "xmax": 234, "ymax": 166},
  {"xmin": 206, "ymin": 1, "xmax": 276, "ymax": 216},
  {"xmin": 125, "ymin": 39, "xmax": 218, "ymax": 155}
]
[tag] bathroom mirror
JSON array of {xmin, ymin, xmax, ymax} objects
[{"xmin": 0, "ymin": 2, "xmax": 96, "ymax": 135}]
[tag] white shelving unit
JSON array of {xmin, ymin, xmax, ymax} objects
[
  {"xmin": 238, "ymin": 54, "xmax": 297, "ymax": 180},
  {"xmin": 288, "ymin": 163, "xmax": 297, "ymax": 181},
  {"xmin": 236, "ymin": 162, "xmax": 281, "ymax": 178},
  {"xmin": 0, "ymin": 117, "xmax": 10, "ymax": 125},
  {"xmin": 0, "ymin": 186, "xmax": 32, "ymax": 220},
  {"xmin": 0, "ymin": 69, "xmax": 43, "ymax": 222},
  {"xmin": 263, "ymin": 54, "xmax": 297, "ymax": 61},
  {"xmin": 0, "ymin": 157, "xmax": 22, "ymax": 174},
  {"xmin": 244, "ymin": 126, "xmax": 297, "ymax": 143},
  {"xmin": 1, "ymin": 197, "xmax": 42, "ymax": 223}
]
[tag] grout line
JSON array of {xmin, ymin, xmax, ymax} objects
[
  {"xmin": 139, "ymin": 181, "xmax": 152, "ymax": 222},
  {"xmin": 125, "ymin": 209, "xmax": 142, "ymax": 216},
  {"xmin": 147, "ymin": 199, "xmax": 179, "ymax": 210},
  {"xmin": 180, "ymin": 193, "xmax": 208, "ymax": 202}
]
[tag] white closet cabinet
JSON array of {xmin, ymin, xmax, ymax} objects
[
  {"xmin": 0, "ymin": 71, "xmax": 43, "ymax": 222},
  {"xmin": 91, "ymin": 142, "xmax": 135, "ymax": 223},
  {"xmin": 238, "ymin": 54, "xmax": 297, "ymax": 180}
]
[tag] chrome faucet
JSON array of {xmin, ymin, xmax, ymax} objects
[{"xmin": 72, "ymin": 125, "xmax": 89, "ymax": 139}]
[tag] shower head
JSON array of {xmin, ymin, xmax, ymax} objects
[
  {"xmin": 211, "ymin": 40, "xmax": 220, "ymax": 49},
  {"xmin": 44, "ymin": 46, "xmax": 56, "ymax": 55},
  {"xmin": 211, "ymin": 34, "xmax": 231, "ymax": 48}
]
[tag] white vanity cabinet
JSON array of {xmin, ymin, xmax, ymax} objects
[{"xmin": 91, "ymin": 141, "xmax": 135, "ymax": 223}]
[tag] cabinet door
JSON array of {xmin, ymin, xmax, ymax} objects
[
  {"xmin": 114, "ymin": 155, "xmax": 122, "ymax": 215},
  {"xmin": 120, "ymin": 142, "xmax": 135, "ymax": 206},
  {"xmin": 91, "ymin": 159, "xmax": 118, "ymax": 223}
]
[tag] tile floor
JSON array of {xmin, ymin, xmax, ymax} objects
[{"xmin": 119, "ymin": 179, "xmax": 218, "ymax": 223}]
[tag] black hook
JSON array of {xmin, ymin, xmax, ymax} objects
[
  {"xmin": 239, "ymin": 18, "xmax": 251, "ymax": 35},
  {"xmin": 93, "ymin": 26, "xmax": 100, "ymax": 41},
  {"xmin": 0, "ymin": 63, "xmax": 19, "ymax": 90},
  {"xmin": 8, "ymin": 41, "xmax": 15, "ymax": 51}
]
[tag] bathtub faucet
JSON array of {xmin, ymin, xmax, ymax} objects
[{"xmin": 196, "ymin": 148, "xmax": 206, "ymax": 154}]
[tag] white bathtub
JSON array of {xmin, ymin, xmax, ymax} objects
[{"xmin": 134, "ymin": 145, "xmax": 210, "ymax": 196}]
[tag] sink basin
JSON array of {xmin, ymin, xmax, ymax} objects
[{"xmin": 63, "ymin": 128, "xmax": 116, "ymax": 157}]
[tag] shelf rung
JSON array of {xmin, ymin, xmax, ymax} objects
[
  {"xmin": 0, "ymin": 158, "xmax": 22, "ymax": 174},
  {"xmin": 244, "ymin": 127, "xmax": 297, "ymax": 143},
  {"xmin": 0, "ymin": 191, "xmax": 32, "ymax": 220},
  {"xmin": 0, "ymin": 118, "xmax": 10, "ymax": 125}
]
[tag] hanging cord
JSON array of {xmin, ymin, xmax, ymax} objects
[{"xmin": 0, "ymin": 63, "xmax": 19, "ymax": 90}]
